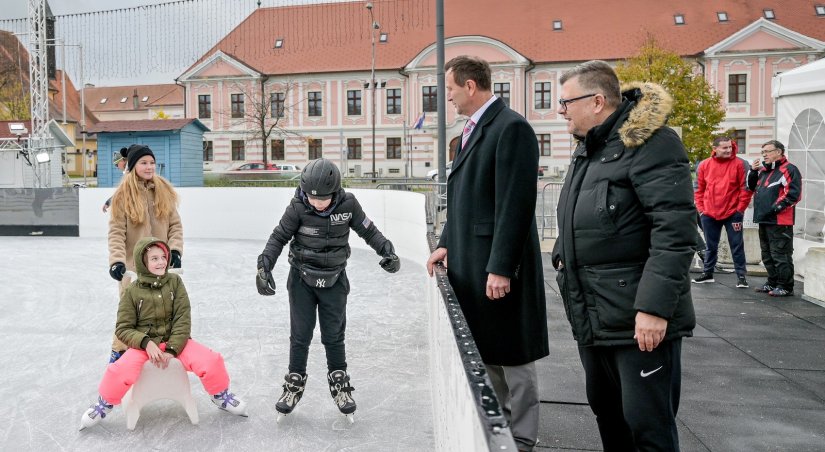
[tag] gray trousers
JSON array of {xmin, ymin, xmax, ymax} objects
[{"xmin": 487, "ymin": 361, "xmax": 540, "ymax": 451}]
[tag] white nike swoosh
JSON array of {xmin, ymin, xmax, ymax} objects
[{"xmin": 640, "ymin": 366, "xmax": 663, "ymax": 378}]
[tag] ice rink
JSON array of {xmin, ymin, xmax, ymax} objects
[{"xmin": 0, "ymin": 236, "xmax": 433, "ymax": 451}]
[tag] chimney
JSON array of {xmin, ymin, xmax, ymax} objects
[{"xmin": 133, "ymin": 89, "xmax": 139, "ymax": 110}]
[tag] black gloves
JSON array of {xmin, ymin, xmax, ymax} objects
[
  {"xmin": 170, "ymin": 250, "xmax": 182, "ymax": 269},
  {"xmin": 256, "ymin": 254, "xmax": 276, "ymax": 296},
  {"xmin": 109, "ymin": 262, "xmax": 126, "ymax": 281},
  {"xmin": 379, "ymin": 241, "xmax": 401, "ymax": 273}
]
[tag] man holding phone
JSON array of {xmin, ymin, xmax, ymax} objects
[{"xmin": 747, "ymin": 140, "xmax": 802, "ymax": 297}]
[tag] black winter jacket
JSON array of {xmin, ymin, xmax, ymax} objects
[
  {"xmin": 552, "ymin": 82, "xmax": 696, "ymax": 346},
  {"xmin": 261, "ymin": 188, "xmax": 392, "ymax": 273}
]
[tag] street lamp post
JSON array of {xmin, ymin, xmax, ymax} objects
[{"xmin": 366, "ymin": 2, "xmax": 379, "ymax": 181}]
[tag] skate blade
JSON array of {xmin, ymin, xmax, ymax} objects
[
  {"xmin": 342, "ymin": 413, "xmax": 355, "ymax": 424},
  {"xmin": 276, "ymin": 412, "xmax": 290, "ymax": 423}
]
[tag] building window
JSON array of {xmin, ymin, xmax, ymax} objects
[
  {"xmin": 552, "ymin": 20, "xmax": 562, "ymax": 30},
  {"xmin": 347, "ymin": 138, "xmax": 362, "ymax": 160},
  {"xmin": 674, "ymin": 14, "xmax": 685, "ymax": 25},
  {"xmin": 308, "ymin": 138, "xmax": 322, "ymax": 159},
  {"xmin": 271, "ymin": 139, "xmax": 285, "ymax": 160},
  {"xmin": 231, "ymin": 140, "xmax": 245, "ymax": 160},
  {"xmin": 763, "ymin": 9, "xmax": 775, "ymax": 19},
  {"xmin": 379, "ymin": 32, "xmax": 388, "ymax": 43},
  {"xmin": 198, "ymin": 95, "xmax": 211, "ymax": 119},
  {"xmin": 534, "ymin": 82, "xmax": 552, "ymax": 109},
  {"xmin": 537, "ymin": 134, "xmax": 552, "ymax": 156},
  {"xmin": 386, "ymin": 137, "xmax": 401, "ymax": 159},
  {"xmin": 732, "ymin": 129, "xmax": 746, "ymax": 152},
  {"xmin": 270, "ymin": 92, "xmax": 285, "ymax": 118},
  {"xmin": 347, "ymin": 90, "xmax": 362, "ymax": 116},
  {"xmin": 274, "ymin": 38, "xmax": 284, "ymax": 48},
  {"xmin": 717, "ymin": 11, "xmax": 729, "ymax": 22},
  {"xmin": 308, "ymin": 91, "xmax": 322, "ymax": 117},
  {"xmin": 422, "ymin": 86, "xmax": 438, "ymax": 113},
  {"xmin": 728, "ymin": 74, "xmax": 747, "ymax": 103},
  {"xmin": 202, "ymin": 140, "xmax": 213, "ymax": 161},
  {"xmin": 231, "ymin": 93, "xmax": 244, "ymax": 118},
  {"xmin": 386, "ymin": 88, "xmax": 401, "ymax": 115},
  {"xmin": 494, "ymin": 83, "xmax": 510, "ymax": 107},
  {"xmin": 817, "ymin": 5, "xmax": 825, "ymax": 16}
]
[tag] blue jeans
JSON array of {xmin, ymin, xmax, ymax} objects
[{"xmin": 700, "ymin": 212, "xmax": 747, "ymax": 277}]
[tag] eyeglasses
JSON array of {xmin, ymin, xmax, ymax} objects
[
  {"xmin": 761, "ymin": 148, "xmax": 779, "ymax": 157},
  {"xmin": 558, "ymin": 93, "xmax": 597, "ymax": 111}
]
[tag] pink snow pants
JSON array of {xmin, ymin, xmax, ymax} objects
[{"xmin": 98, "ymin": 339, "xmax": 229, "ymax": 405}]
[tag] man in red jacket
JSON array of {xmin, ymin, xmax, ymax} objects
[{"xmin": 693, "ymin": 136, "xmax": 753, "ymax": 287}]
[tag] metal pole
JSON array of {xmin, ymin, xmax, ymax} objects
[
  {"xmin": 436, "ymin": 0, "xmax": 446, "ymax": 183},
  {"xmin": 80, "ymin": 45, "xmax": 87, "ymax": 185},
  {"xmin": 366, "ymin": 3, "xmax": 379, "ymax": 182},
  {"xmin": 60, "ymin": 39, "xmax": 66, "ymax": 124}
]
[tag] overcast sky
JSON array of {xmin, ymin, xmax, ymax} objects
[{"xmin": 1, "ymin": 0, "xmax": 171, "ymax": 19}]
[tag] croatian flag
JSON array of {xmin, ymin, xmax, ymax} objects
[{"xmin": 413, "ymin": 112, "xmax": 426, "ymax": 130}]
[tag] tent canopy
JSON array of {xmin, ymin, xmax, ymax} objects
[{"xmin": 772, "ymin": 58, "xmax": 825, "ymax": 98}]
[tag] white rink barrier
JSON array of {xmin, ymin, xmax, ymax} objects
[{"xmin": 78, "ymin": 186, "xmax": 514, "ymax": 451}]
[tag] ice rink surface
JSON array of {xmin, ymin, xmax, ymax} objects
[{"xmin": 0, "ymin": 237, "xmax": 433, "ymax": 451}]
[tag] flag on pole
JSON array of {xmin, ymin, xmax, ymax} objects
[{"xmin": 413, "ymin": 112, "xmax": 426, "ymax": 130}]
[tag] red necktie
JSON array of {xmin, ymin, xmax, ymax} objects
[{"xmin": 461, "ymin": 119, "xmax": 476, "ymax": 148}]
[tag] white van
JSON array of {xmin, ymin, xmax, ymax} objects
[{"xmin": 277, "ymin": 164, "xmax": 301, "ymax": 172}]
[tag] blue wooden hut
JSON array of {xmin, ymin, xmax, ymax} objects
[{"xmin": 89, "ymin": 119, "xmax": 209, "ymax": 187}]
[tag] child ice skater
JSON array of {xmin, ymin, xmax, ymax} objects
[
  {"xmin": 80, "ymin": 237, "xmax": 247, "ymax": 430},
  {"xmin": 256, "ymin": 158, "xmax": 400, "ymax": 421}
]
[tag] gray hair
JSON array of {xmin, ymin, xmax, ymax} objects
[{"xmin": 560, "ymin": 60, "xmax": 621, "ymax": 108}]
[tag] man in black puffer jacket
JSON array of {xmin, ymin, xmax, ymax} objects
[
  {"xmin": 552, "ymin": 61, "xmax": 696, "ymax": 451},
  {"xmin": 256, "ymin": 158, "xmax": 400, "ymax": 420}
]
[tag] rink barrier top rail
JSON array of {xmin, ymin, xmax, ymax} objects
[{"xmin": 427, "ymin": 233, "xmax": 518, "ymax": 451}]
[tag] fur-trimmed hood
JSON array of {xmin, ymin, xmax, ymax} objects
[{"xmin": 617, "ymin": 82, "xmax": 673, "ymax": 148}]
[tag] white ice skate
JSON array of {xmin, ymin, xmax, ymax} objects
[
  {"xmin": 211, "ymin": 389, "xmax": 248, "ymax": 417},
  {"xmin": 328, "ymin": 370, "xmax": 356, "ymax": 423},
  {"xmin": 275, "ymin": 372, "xmax": 307, "ymax": 423},
  {"xmin": 78, "ymin": 396, "xmax": 113, "ymax": 431}
]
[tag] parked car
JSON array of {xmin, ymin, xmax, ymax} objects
[
  {"xmin": 276, "ymin": 164, "xmax": 301, "ymax": 172},
  {"xmin": 427, "ymin": 161, "xmax": 452, "ymax": 180},
  {"xmin": 230, "ymin": 162, "xmax": 278, "ymax": 171}
]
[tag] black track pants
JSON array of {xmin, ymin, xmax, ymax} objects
[
  {"xmin": 578, "ymin": 339, "xmax": 683, "ymax": 452},
  {"xmin": 286, "ymin": 267, "xmax": 350, "ymax": 374}
]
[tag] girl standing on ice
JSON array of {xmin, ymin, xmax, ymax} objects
[{"xmin": 107, "ymin": 144, "xmax": 183, "ymax": 363}]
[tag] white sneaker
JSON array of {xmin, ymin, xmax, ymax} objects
[
  {"xmin": 79, "ymin": 396, "xmax": 113, "ymax": 431},
  {"xmin": 211, "ymin": 389, "xmax": 248, "ymax": 417}
]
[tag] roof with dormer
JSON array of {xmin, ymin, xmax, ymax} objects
[{"xmin": 181, "ymin": 0, "xmax": 825, "ymax": 78}]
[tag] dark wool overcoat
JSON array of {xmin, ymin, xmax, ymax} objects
[{"xmin": 437, "ymin": 97, "xmax": 549, "ymax": 366}]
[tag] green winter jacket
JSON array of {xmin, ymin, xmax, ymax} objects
[{"xmin": 114, "ymin": 237, "xmax": 191, "ymax": 357}]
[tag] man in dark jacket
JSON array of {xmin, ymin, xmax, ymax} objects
[
  {"xmin": 426, "ymin": 55, "xmax": 548, "ymax": 452},
  {"xmin": 747, "ymin": 140, "xmax": 802, "ymax": 297},
  {"xmin": 552, "ymin": 60, "xmax": 696, "ymax": 451},
  {"xmin": 692, "ymin": 136, "xmax": 753, "ymax": 287}
]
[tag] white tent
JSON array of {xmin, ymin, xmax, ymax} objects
[{"xmin": 772, "ymin": 58, "xmax": 825, "ymax": 243}]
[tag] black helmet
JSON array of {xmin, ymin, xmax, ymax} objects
[{"xmin": 300, "ymin": 159, "xmax": 341, "ymax": 199}]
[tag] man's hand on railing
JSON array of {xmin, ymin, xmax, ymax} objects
[{"xmin": 426, "ymin": 247, "xmax": 448, "ymax": 276}]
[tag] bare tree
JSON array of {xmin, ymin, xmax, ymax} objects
[{"xmin": 222, "ymin": 78, "xmax": 304, "ymax": 166}]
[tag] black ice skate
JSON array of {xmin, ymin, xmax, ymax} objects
[
  {"xmin": 327, "ymin": 370, "xmax": 356, "ymax": 423},
  {"xmin": 275, "ymin": 372, "xmax": 307, "ymax": 423}
]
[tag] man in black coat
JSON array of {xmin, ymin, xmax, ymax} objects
[
  {"xmin": 426, "ymin": 56, "xmax": 549, "ymax": 452},
  {"xmin": 552, "ymin": 61, "xmax": 696, "ymax": 451}
]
